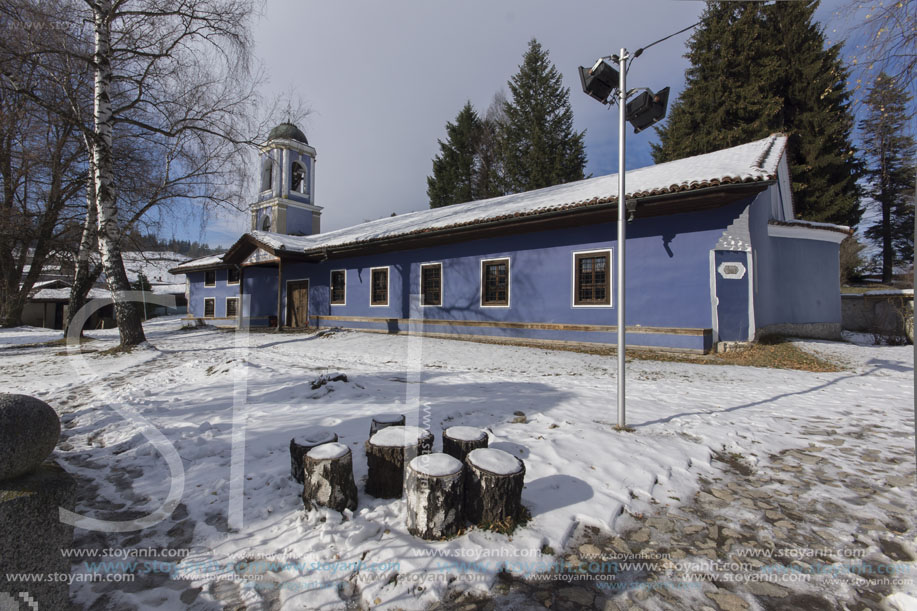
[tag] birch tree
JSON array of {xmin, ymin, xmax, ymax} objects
[
  {"xmin": 83, "ymin": 0, "xmax": 259, "ymax": 346},
  {"xmin": 3, "ymin": 0, "xmax": 260, "ymax": 345}
]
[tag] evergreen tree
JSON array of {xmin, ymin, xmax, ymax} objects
[
  {"xmin": 427, "ymin": 102, "xmax": 482, "ymax": 208},
  {"xmin": 652, "ymin": 1, "xmax": 862, "ymax": 227},
  {"xmin": 475, "ymin": 91, "xmax": 509, "ymax": 200},
  {"xmin": 500, "ymin": 39, "xmax": 587, "ymax": 193},
  {"xmin": 859, "ymin": 73, "xmax": 916, "ymax": 282}
]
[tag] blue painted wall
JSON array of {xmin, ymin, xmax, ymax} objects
[
  {"xmin": 285, "ymin": 206, "xmax": 315, "ymax": 236},
  {"xmin": 749, "ymin": 193, "xmax": 841, "ymax": 330},
  {"xmin": 245, "ymin": 199, "xmax": 753, "ymax": 351},
  {"xmin": 242, "ymin": 266, "xmax": 279, "ymax": 326},
  {"xmin": 187, "ymin": 269, "xmax": 241, "ymax": 319}
]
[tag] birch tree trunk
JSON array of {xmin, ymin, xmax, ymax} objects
[
  {"xmin": 65, "ymin": 171, "xmax": 101, "ymax": 338},
  {"xmin": 91, "ymin": 0, "xmax": 146, "ymax": 347}
]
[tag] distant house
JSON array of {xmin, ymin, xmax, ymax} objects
[
  {"xmin": 22, "ymin": 281, "xmax": 113, "ymax": 330},
  {"xmin": 21, "ymin": 252, "xmax": 189, "ymax": 330},
  {"xmin": 171, "ymin": 126, "xmax": 849, "ymax": 353}
]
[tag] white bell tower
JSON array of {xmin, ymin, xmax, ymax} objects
[{"xmin": 251, "ymin": 122, "xmax": 322, "ymax": 236}]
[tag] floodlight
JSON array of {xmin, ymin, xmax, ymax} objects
[
  {"xmin": 578, "ymin": 58, "xmax": 619, "ymax": 104},
  {"xmin": 625, "ymin": 87, "xmax": 670, "ymax": 133}
]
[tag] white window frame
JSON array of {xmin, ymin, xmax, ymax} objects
[
  {"xmin": 225, "ymin": 297, "xmax": 239, "ymax": 318},
  {"xmin": 480, "ymin": 257, "xmax": 511, "ymax": 308},
  {"xmin": 369, "ymin": 266, "xmax": 390, "ymax": 307},
  {"xmin": 419, "ymin": 262, "xmax": 443, "ymax": 308},
  {"xmin": 203, "ymin": 297, "xmax": 215, "ymax": 318},
  {"xmin": 227, "ymin": 267, "xmax": 240, "ymax": 285},
  {"xmin": 204, "ymin": 270, "xmax": 216, "ymax": 287},
  {"xmin": 330, "ymin": 269, "xmax": 347, "ymax": 306},
  {"xmin": 570, "ymin": 248, "xmax": 613, "ymax": 308}
]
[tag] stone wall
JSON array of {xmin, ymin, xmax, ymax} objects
[{"xmin": 841, "ymin": 291, "xmax": 914, "ymax": 341}]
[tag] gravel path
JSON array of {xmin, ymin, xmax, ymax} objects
[{"xmin": 452, "ymin": 418, "xmax": 917, "ymax": 611}]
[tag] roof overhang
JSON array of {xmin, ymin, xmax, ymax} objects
[
  {"xmin": 168, "ymin": 261, "xmax": 232, "ymax": 274},
  {"xmin": 306, "ymin": 181, "xmax": 771, "ymax": 260},
  {"xmin": 222, "ymin": 233, "xmax": 319, "ymax": 266},
  {"xmin": 767, "ymin": 220, "xmax": 851, "ymax": 244}
]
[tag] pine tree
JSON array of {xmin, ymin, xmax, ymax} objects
[
  {"xmin": 652, "ymin": 1, "xmax": 862, "ymax": 227},
  {"xmin": 500, "ymin": 39, "xmax": 587, "ymax": 193},
  {"xmin": 427, "ymin": 102, "xmax": 482, "ymax": 208},
  {"xmin": 859, "ymin": 73, "xmax": 916, "ymax": 283}
]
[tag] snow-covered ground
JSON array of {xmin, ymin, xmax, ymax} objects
[
  {"xmin": 0, "ymin": 318, "xmax": 913, "ymax": 609},
  {"xmin": 0, "ymin": 325, "xmax": 63, "ymax": 347}
]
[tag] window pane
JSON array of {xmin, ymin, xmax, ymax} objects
[
  {"xmin": 331, "ymin": 271, "xmax": 345, "ymax": 303},
  {"xmin": 482, "ymin": 260, "xmax": 508, "ymax": 305},
  {"xmin": 205, "ymin": 271, "xmax": 215, "ymax": 286},
  {"xmin": 372, "ymin": 270, "xmax": 387, "ymax": 304},
  {"xmin": 422, "ymin": 265, "xmax": 441, "ymax": 305},
  {"xmin": 575, "ymin": 253, "xmax": 609, "ymax": 305},
  {"xmin": 226, "ymin": 299, "xmax": 238, "ymax": 317},
  {"xmin": 204, "ymin": 299, "xmax": 214, "ymax": 317}
]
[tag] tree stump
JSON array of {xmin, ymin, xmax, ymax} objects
[
  {"xmin": 290, "ymin": 431, "xmax": 338, "ymax": 483},
  {"xmin": 442, "ymin": 426, "xmax": 488, "ymax": 463},
  {"xmin": 365, "ymin": 426, "xmax": 433, "ymax": 498},
  {"xmin": 301, "ymin": 442, "xmax": 358, "ymax": 512},
  {"xmin": 405, "ymin": 453, "xmax": 464, "ymax": 540},
  {"xmin": 369, "ymin": 413, "xmax": 405, "ymax": 436},
  {"xmin": 464, "ymin": 448, "xmax": 525, "ymax": 528}
]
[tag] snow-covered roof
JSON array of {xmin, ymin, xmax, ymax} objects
[
  {"xmin": 169, "ymin": 254, "xmax": 227, "ymax": 274},
  {"xmin": 150, "ymin": 283, "xmax": 187, "ymax": 295},
  {"xmin": 768, "ymin": 219, "xmax": 851, "ymax": 236},
  {"xmin": 30, "ymin": 287, "xmax": 111, "ymax": 302},
  {"xmin": 247, "ymin": 134, "xmax": 789, "ymax": 256},
  {"xmin": 170, "ymin": 134, "xmax": 797, "ymax": 274}
]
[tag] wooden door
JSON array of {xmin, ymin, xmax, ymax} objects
[{"xmin": 287, "ymin": 281, "xmax": 309, "ymax": 328}]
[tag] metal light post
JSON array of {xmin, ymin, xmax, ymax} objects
[
  {"xmin": 579, "ymin": 43, "xmax": 674, "ymax": 429},
  {"xmin": 616, "ymin": 48, "xmax": 628, "ymax": 429}
]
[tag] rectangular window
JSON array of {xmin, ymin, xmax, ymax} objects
[
  {"xmin": 203, "ymin": 298, "xmax": 215, "ymax": 318},
  {"xmin": 420, "ymin": 263, "xmax": 442, "ymax": 306},
  {"xmin": 370, "ymin": 267, "xmax": 388, "ymax": 306},
  {"xmin": 226, "ymin": 297, "xmax": 238, "ymax": 318},
  {"xmin": 227, "ymin": 268, "xmax": 240, "ymax": 284},
  {"xmin": 481, "ymin": 258, "xmax": 509, "ymax": 306},
  {"xmin": 574, "ymin": 251, "xmax": 611, "ymax": 306},
  {"xmin": 330, "ymin": 270, "xmax": 346, "ymax": 305},
  {"xmin": 204, "ymin": 270, "xmax": 216, "ymax": 287}
]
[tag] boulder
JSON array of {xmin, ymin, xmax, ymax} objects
[
  {"xmin": 0, "ymin": 461, "xmax": 77, "ymax": 609},
  {"xmin": 0, "ymin": 394, "xmax": 61, "ymax": 481}
]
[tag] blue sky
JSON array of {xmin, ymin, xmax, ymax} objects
[{"xmin": 172, "ymin": 0, "xmax": 856, "ymax": 248}]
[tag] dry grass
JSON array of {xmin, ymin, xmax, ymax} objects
[{"xmin": 631, "ymin": 336, "xmax": 844, "ymax": 372}]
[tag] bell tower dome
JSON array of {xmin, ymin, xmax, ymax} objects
[{"xmin": 251, "ymin": 122, "xmax": 322, "ymax": 235}]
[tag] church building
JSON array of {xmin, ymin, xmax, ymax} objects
[{"xmin": 170, "ymin": 124, "xmax": 849, "ymax": 353}]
